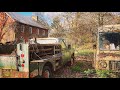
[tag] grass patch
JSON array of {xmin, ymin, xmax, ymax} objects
[
  {"xmin": 76, "ymin": 61, "xmax": 84, "ymax": 66},
  {"xmin": 96, "ymin": 70, "xmax": 111, "ymax": 78},
  {"xmin": 70, "ymin": 61, "xmax": 94, "ymax": 73},
  {"xmin": 75, "ymin": 49, "xmax": 94, "ymax": 56},
  {"xmin": 71, "ymin": 62, "xmax": 83, "ymax": 72},
  {"xmin": 71, "ymin": 65, "xmax": 81, "ymax": 72},
  {"xmin": 84, "ymin": 69, "xmax": 96, "ymax": 76},
  {"xmin": 70, "ymin": 62, "xmax": 85, "ymax": 72}
]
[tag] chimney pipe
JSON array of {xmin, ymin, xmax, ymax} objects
[{"xmin": 32, "ymin": 15, "xmax": 38, "ymax": 22}]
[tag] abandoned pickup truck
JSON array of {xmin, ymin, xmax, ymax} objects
[
  {"xmin": 0, "ymin": 38, "xmax": 74, "ymax": 78},
  {"xmin": 29, "ymin": 38, "xmax": 75, "ymax": 78},
  {"xmin": 93, "ymin": 24, "xmax": 120, "ymax": 73}
]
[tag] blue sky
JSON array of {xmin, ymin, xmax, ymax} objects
[
  {"xmin": 17, "ymin": 12, "xmax": 63, "ymax": 25},
  {"xmin": 17, "ymin": 12, "xmax": 32, "ymax": 16},
  {"xmin": 17, "ymin": 12, "xmax": 53, "ymax": 25}
]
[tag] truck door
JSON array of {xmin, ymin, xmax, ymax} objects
[{"xmin": 17, "ymin": 43, "xmax": 29, "ymax": 73}]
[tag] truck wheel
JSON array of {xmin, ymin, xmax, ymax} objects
[{"xmin": 42, "ymin": 66, "xmax": 53, "ymax": 78}]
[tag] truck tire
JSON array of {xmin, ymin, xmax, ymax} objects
[{"xmin": 42, "ymin": 66, "xmax": 53, "ymax": 78}]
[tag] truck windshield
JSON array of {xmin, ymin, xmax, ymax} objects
[{"xmin": 99, "ymin": 32, "xmax": 120, "ymax": 51}]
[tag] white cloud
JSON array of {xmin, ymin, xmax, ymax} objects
[
  {"xmin": 42, "ymin": 12, "xmax": 64, "ymax": 25},
  {"xmin": 44, "ymin": 12, "xmax": 63, "ymax": 19}
]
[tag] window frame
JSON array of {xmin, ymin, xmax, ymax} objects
[
  {"xmin": 29, "ymin": 27, "xmax": 32, "ymax": 34},
  {"xmin": 37, "ymin": 28, "xmax": 40, "ymax": 35},
  {"xmin": 21, "ymin": 25, "xmax": 25, "ymax": 33},
  {"xmin": 99, "ymin": 32, "xmax": 120, "ymax": 51},
  {"xmin": 42, "ymin": 30, "xmax": 46, "ymax": 36}
]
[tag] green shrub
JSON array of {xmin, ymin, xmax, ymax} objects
[
  {"xmin": 70, "ymin": 62, "xmax": 85, "ymax": 72},
  {"xmin": 76, "ymin": 62, "xmax": 84, "ymax": 67},
  {"xmin": 96, "ymin": 70, "xmax": 111, "ymax": 78},
  {"xmin": 71, "ymin": 65, "xmax": 81, "ymax": 72},
  {"xmin": 75, "ymin": 49, "xmax": 94, "ymax": 56},
  {"xmin": 84, "ymin": 69, "xmax": 95, "ymax": 76}
]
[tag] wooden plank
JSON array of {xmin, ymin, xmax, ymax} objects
[
  {"xmin": 40, "ymin": 53, "xmax": 53, "ymax": 55},
  {"xmin": 40, "ymin": 48, "xmax": 53, "ymax": 51},
  {"xmin": 29, "ymin": 44, "xmax": 60, "ymax": 47},
  {"xmin": 30, "ymin": 59, "xmax": 48, "ymax": 63},
  {"xmin": 55, "ymin": 49, "xmax": 61, "ymax": 51},
  {"xmin": 29, "ymin": 48, "xmax": 53, "ymax": 52}
]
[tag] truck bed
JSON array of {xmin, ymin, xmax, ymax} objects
[{"xmin": 29, "ymin": 44, "xmax": 62, "ymax": 60}]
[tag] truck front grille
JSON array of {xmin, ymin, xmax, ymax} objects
[{"xmin": 109, "ymin": 61, "xmax": 120, "ymax": 72}]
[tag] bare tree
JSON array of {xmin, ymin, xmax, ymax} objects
[
  {"xmin": 33, "ymin": 12, "xmax": 50, "ymax": 29},
  {"xmin": 49, "ymin": 12, "xmax": 120, "ymax": 49},
  {"xmin": 50, "ymin": 16, "xmax": 65, "ymax": 38}
]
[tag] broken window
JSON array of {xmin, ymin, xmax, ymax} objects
[{"xmin": 99, "ymin": 32, "xmax": 120, "ymax": 50}]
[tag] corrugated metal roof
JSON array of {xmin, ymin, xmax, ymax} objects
[{"xmin": 6, "ymin": 12, "xmax": 47, "ymax": 29}]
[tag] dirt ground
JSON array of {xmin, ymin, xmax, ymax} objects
[{"xmin": 54, "ymin": 56, "xmax": 97, "ymax": 78}]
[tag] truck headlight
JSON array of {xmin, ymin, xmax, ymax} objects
[{"xmin": 99, "ymin": 61, "xmax": 107, "ymax": 68}]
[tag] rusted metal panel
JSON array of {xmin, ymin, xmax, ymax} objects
[
  {"xmin": 0, "ymin": 55, "xmax": 16, "ymax": 69},
  {"xmin": 95, "ymin": 25, "xmax": 120, "ymax": 72},
  {"xmin": 98, "ymin": 24, "xmax": 120, "ymax": 32}
]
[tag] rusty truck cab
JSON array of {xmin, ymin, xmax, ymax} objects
[{"xmin": 94, "ymin": 25, "xmax": 120, "ymax": 72}]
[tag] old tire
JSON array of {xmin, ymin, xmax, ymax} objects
[{"xmin": 42, "ymin": 66, "xmax": 53, "ymax": 78}]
